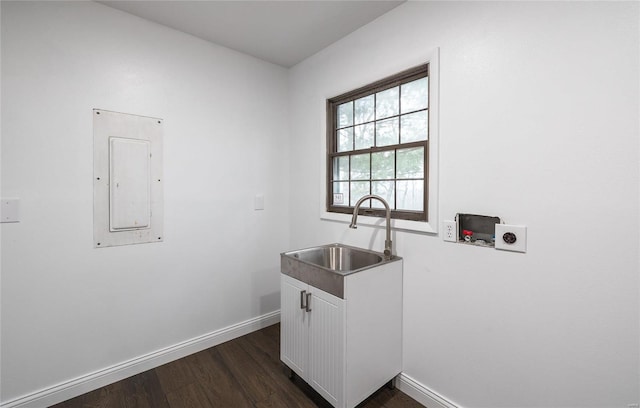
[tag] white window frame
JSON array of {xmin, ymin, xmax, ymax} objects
[{"xmin": 319, "ymin": 48, "xmax": 439, "ymax": 234}]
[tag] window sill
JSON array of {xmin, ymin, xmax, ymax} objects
[{"xmin": 320, "ymin": 210, "xmax": 437, "ymax": 234}]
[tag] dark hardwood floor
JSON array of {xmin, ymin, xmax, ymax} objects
[{"xmin": 51, "ymin": 323, "xmax": 424, "ymax": 408}]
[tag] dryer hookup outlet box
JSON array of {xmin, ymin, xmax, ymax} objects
[{"xmin": 494, "ymin": 224, "xmax": 527, "ymax": 253}]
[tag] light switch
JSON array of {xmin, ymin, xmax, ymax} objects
[
  {"xmin": 1, "ymin": 198, "xmax": 20, "ymax": 223},
  {"xmin": 495, "ymin": 224, "xmax": 527, "ymax": 253},
  {"xmin": 254, "ymin": 194, "xmax": 264, "ymax": 210}
]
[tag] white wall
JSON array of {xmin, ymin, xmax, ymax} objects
[
  {"xmin": 2, "ymin": 1, "xmax": 639, "ymax": 407},
  {"xmin": 1, "ymin": 1, "xmax": 289, "ymax": 404},
  {"xmin": 288, "ymin": 2, "xmax": 639, "ymax": 407}
]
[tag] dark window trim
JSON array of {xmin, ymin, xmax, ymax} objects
[{"xmin": 326, "ymin": 64, "xmax": 429, "ymax": 222}]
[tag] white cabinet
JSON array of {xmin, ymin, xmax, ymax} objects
[
  {"xmin": 280, "ymin": 259, "xmax": 402, "ymax": 408},
  {"xmin": 281, "ymin": 274, "xmax": 345, "ymax": 405},
  {"xmin": 281, "ymin": 275, "xmax": 310, "ymax": 377}
]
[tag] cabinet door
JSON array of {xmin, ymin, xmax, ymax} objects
[
  {"xmin": 280, "ymin": 274, "xmax": 310, "ymax": 377},
  {"xmin": 308, "ymin": 288, "xmax": 345, "ymax": 408}
]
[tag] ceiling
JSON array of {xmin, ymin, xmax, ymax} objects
[{"xmin": 98, "ymin": 1, "xmax": 404, "ymax": 68}]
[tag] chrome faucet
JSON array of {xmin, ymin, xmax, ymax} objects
[{"xmin": 349, "ymin": 194, "xmax": 392, "ymax": 260}]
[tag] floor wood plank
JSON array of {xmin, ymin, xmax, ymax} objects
[{"xmin": 50, "ymin": 323, "xmax": 423, "ymax": 408}]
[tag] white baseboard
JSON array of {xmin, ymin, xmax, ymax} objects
[
  {"xmin": 1, "ymin": 310, "xmax": 280, "ymax": 408},
  {"xmin": 396, "ymin": 373, "xmax": 460, "ymax": 408}
]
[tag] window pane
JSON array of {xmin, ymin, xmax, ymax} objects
[
  {"xmin": 332, "ymin": 156, "xmax": 349, "ymax": 180},
  {"xmin": 401, "ymin": 77, "xmax": 428, "ymax": 113},
  {"xmin": 401, "ymin": 111, "xmax": 428, "ymax": 143},
  {"xmin": 350, "ymin": 154, "xmax": 370, "ymax": 180},
  {"xmin": 328, "ymin": 65, "xmax": 429, "ymax": 220},
  {"xmin": 337, "ymin": 127, "xmax": 353, "ymax": 152},
  {"xmin": 332, "ymin": 182, "xmax": 348, "ymax": 206},
  {"xmin": 350, "ymin": 181, "xmax": 370, "ymax": 206},
  {"xmin": 371, "ymin": 150, "xmax": 394, "ymax": 180},
  {"xmin": 376, "ymin": 87, "xmax": 399, "ymax": 119},
  {"xmin": 354, "ymin": 123, "xmax": 374, "ymax": 150},
  {"xmin": 375, "ymin": 117, "xmax": 399, "ymax": 147},
  {"xmin": 372, "ymin": 181, "xmax": 395, "ymax": 209},
  {"xmin": 397, "ymin": 180, "xmax": 423, "ymax": 211},
  {"xmin": 354, "ymin": 95, "xmax": 374, "ymax": 125},
  {"xmin": 397, "ymin": 147, "xmax": 424, "ymax": 179},
  {"xmin": 338, "ymin": 102, "xmax": 353, "ymax": 128}
]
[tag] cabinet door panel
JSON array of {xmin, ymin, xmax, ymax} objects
[
  {"xmin": 309, "ymin": 289, "xmax": 345, "ymax": 407},
  {"xmin": 280, "ymin": 275, "xmax": 309, "ymax": 377}
]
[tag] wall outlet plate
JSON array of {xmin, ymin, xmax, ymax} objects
[
  {"xmin": 1, "ymin": 198, "xmax": 20, "ymax": 223},
  {"xmin": 443, "ymin": 220, "xmax": 457, "ymax": 242},
  {"xmin": 495, "ymin": 224, "xmax": 527, "ymax": 253},
  {"xmin": 254, "ymin": 194, "xmax": 264, "ymax": 210}
]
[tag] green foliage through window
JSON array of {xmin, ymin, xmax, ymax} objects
[{"xmin": 326, "ymin": 64, "xmax": 429, "ymax": 222}]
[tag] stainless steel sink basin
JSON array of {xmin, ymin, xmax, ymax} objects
[
  {"xmin": 285, "ymin": 244, "xmax": 383, "ymax": 272},
  {"xmin": 281, "ymin": 243, "xmax": 401, "ymax": 298}
]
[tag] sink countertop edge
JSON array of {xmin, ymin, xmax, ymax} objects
[{"xmin": 280, "ymin": 243, "xmax": 403, "ymax": 299}]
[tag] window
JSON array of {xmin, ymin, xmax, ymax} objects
[{"xmin": 326, "ymin": 64, "xmax": 429, "ymax": 222}]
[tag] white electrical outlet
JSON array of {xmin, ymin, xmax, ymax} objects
[
  {"xmin": 495, "ymin": 224, "xmax": 527, "ymax": 253},
  {"xmin": 254, "ymin": 194, "xmax": 264, "ymax": 210},
  {"xmin": 1, "ymin": 198, "xmax": 20, "ymax": 223},
  {"xmin": 443, "ymin": 220, "xmax": 457, "ymax": 242}
]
